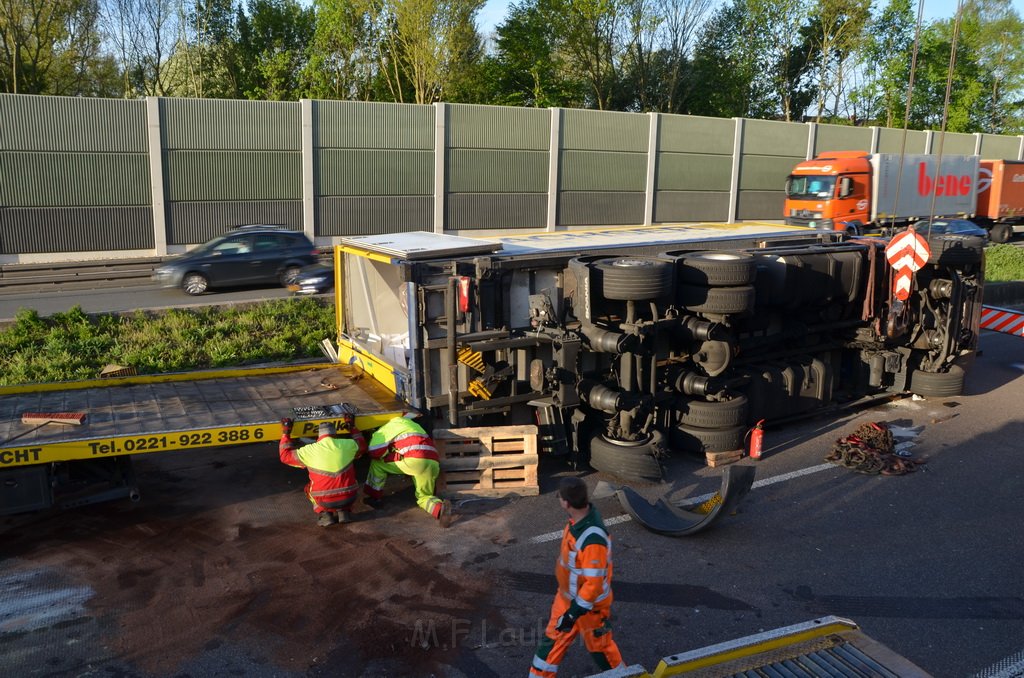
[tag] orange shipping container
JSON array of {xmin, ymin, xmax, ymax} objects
[{"xmin": 977, "ymin": 160, "xmax": 1024, "ymax": 220}]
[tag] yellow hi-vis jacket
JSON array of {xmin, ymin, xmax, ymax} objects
[{"xmin": 557, "ymin": 505, "xmax": 613, "ymax": 618}]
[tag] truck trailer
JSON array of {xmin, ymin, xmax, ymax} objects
[
  {"xmin": 334, "ymin": 221, "xmax": 983, "ymax": 482},
  {"xmin": 976, "ymin": 159, "xmax": 1024, "ymax": 243},
  {"xmin": 784, "ymin": 151, "xmax": 980, "ymax": 235}
]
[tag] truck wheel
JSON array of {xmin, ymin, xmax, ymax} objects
[
  {"xmin": 989, "ymin": 223, "xmax": 1012, "ymax": 244},
  {"xmin": 594, "ymin": 257, "xmax": 673, "ymax": 300},
  {"xmin": 588, "ymin": 431, "xmax": 665, "ymax": 482},
  {"xmin": 671, "ymin": 424, "xmax": 746, "ymax": 455},
  {"xmin": 678, "ymin": 394, "xmax": 749, "ymax": 428},
  {"xmin": 927, "ymin": 234, "xmax": 984, "ymax": 266},
  {"xmin": 678, "ymin": 284, "xmax": 755, "ymax": 315},
  {"xmin": 677, "ymin": 251, "xmax": 756, "ymax": 286},
  {"xmin": 909, "ymin": 365, "xmax": 964, "ymax": 397},
  {"xmin": 182, "ymin": 272, "xmax": 209, "ymax": 295}
]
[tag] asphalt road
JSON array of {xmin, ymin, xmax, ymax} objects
[{"xmin": 2, "ymin": 329, "xmax": 1023, "ymax": 677}]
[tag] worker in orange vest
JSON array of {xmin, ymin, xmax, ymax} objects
[
  {"xmin": 279, "ymin": 406, "xmax": 366, "ymax": 527},
  {"xmin": 529, "ymin": 476, "xmax": 625, "ymax": 677}
]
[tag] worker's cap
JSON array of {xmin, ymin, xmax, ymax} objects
[{"xmin": 319, "ymin": 422, "xmax": 336, "ymax": 437}]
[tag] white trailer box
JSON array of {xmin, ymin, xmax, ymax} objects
[{"xmin": 870, "ymin": 153, "xmax": 979, "ymax": 222}]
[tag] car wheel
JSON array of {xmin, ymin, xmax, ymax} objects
[
  {"xmin": 588, "ymin": 431, "xmax": 665, "ymax": 482},
  {"xmin": 182, "ymin": 272, "xmax": 209, "ymax": 296},
  {"xmin": 677, "ymin": 251, "xmax": 756, "ymax": 286},
  {"xmin": 592, "ymin": 257, "xmax": 674, "ymax": 301},
  {"xmin": 280, "ymin": 265, "xmax": 302, "ymax": 287}
]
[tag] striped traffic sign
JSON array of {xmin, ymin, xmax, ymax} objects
[
  {"xmin": 892, "ymin": 268, "xmax": 914, "ymax": 301},
  {"xmin": 885, "ymin": 229, "xmax": 930, "ymax": 272},
  {"xmin": 980, "ymin": 306, "xmax": 1024, "ymax": 336}
]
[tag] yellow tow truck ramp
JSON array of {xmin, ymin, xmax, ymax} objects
[
  {"xmin": 589, "ymin": 616, "xmax": 931, "ymax": 678},
  {"xmin": 0, "ymin": 363, "xmax": 407, "ymax": 514}
]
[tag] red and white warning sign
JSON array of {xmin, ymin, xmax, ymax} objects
[{"xmin": 885, "ymin": 229, "xmax": 931, "ymax": 300}]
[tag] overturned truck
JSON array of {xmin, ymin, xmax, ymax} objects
[{"xmin": 334, "ymin": 222, "xmax": 983, "ymax": 481}]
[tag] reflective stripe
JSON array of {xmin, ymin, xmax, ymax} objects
[
  {"xmin": 564, "ymin": 525, "xmax": 612, "ymax": 608},
  {"xmin": 303, "ymin": 462, "xmax": 354, "ymax": 478},
  {"xmin": 393, "ymin": 443, "xmax": 437, "ymax": 458},
  {"xmin": 532, "ymin": 655, "xmax": 559, "ymax": 673},
  {"xmin": 310, "ymin": 484, "xmax": 358, "ymax": 497}
]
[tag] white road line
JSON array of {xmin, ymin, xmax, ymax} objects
[
  {"xmin": 972, "ymin": 650, "xmax": 1024, "ymax": 678},
  {"xmin": 527, "ymin": 463, "xmax": 838, "ymax": 545}
]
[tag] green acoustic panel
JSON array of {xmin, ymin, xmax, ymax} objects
[
  {"xmin": 167, "ymin": 201, "xmax": 303, "ymax": 245},
  {"xmin": 561, "ymin": 150, "xmax": 646, "ymax": 191},
  {"xmin": 656, "ymin": 153, "xmax": 732, "ymax": 191},
  {"xmin": 654, "ymin": 191, "xmax": 730, "ymax": 223},
  {"xmin": 448, "ymin": 104, "xmax": 550, "ymax": 150},
  {"xmin": 660, "ymin": 115, "xmax": 735, "ymax": 154},
  {"xmin": 448, "ymin": 149, "xmax": 548, "ymax": 193},
  {"xmin": 0, "ymin": 152, "xmax": 150, "ymax": 207},
  {"xmin": 979, "ymin": 134, "xmax": 1022, "ymax": 160},
  {"xmin": 0, "ymin": 94, "xmax": 147, "ymax": 152},
  {"xmin": 166, "ymin": 150, "xmax": 301, "ymax": 201},
  {"xmin": 743, "ymin": 119, "xmax": 809, "ymax": 157},
  {"xmin": 317, "ymin": 196, "xmax": 433, "ymax": 235},
  {"xmin": 815, "ymin": 124, "xmax": 873, "ymax": 155},
  {"xmin": 935, "ymin": 132, "xmax": 977, "ymax": 156},
  {"xmin": 0, "ymin": 205, "xmax": 153, "ymax": 254},
  {"xmin": 739, "ymin": 154, "xmax": 795, "ymax": 191},
  {"xmin": 562, "ymin": 109, "xmax": 649, "ymax": 152},
  {"xmin": 163, "ymin": 99, "xmax": 301, "ymax": 151},
  {"xmin": 317, "ymin": 100, "xmax": 434, "ymax": 150},
  {"xmin": 737, "ymin": 190, "xmax": 785, "ymax": 220},
  {"xmin": 877, "ymin": 128, "xmax": 929, "ymax": 154},
  {"xmin": 559, "ymin": 191, "xmax": 644, "ymax": 226},
  {"xmin": 447, "ymin": 193, "xmax": 547, "ymax": 230},
  {"xmin": 317, "ymin": 149, "xmax": 433, "ymax": 196}
]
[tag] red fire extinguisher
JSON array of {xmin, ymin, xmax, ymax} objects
[{"xmin": 748, "ymin": 420, "xmax": 766, "ymax": 459}]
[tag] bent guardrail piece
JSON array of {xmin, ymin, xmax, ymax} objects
[{"xmin": 615, "ymin": 464, "xmax": 755, "ymax": 536}]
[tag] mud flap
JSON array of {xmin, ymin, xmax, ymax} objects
[{"xmin": 615, "ymin": 464, "xmax": 755, "ymax": 536}]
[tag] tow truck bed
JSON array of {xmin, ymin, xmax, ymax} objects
[{"xmin": 0, "ymin": 363, "xmax": 405, "ymax": 470}]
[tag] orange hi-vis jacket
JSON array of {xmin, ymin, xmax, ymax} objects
[{"xmin": 557, "ymin": 505, "xmax": 613, "ymax": 618}]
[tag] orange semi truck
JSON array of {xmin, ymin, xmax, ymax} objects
[{"xmin": 784, "ymin": 151, "xmax": 1024, "ymax": 242}]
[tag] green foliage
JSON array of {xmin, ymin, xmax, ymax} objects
[
  {"xmin": 0, "ymin": 298, "xmax": 336, "ymax": 386},
  {"xmin": 985, "ymin": 243, "xmax": 1024, "ymax": 282}
]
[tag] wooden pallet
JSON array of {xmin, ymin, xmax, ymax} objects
[
  {"xmin": 434, "ymin": 425, "xmax": 539, "ymax": 497},
  {"xmin": 705, "ymin": 448, "xmax": 745, "ymax": 467}
]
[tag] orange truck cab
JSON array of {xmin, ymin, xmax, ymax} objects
[{"xmin": 784, "ymin": 151, "xmax": 872, "ymax": 234}]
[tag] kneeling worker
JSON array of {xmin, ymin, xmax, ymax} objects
[
  {"xmin": 362, "ymin": 414, "xmax": 450, "ymax": 522},
  {"xmin": 279, "ymin": 409, "xmax": 366, "ymax": 527}
]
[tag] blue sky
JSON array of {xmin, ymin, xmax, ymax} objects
[{"xmin": 475, "ymin": 0, "xmax": 1024, "ymax": 36}]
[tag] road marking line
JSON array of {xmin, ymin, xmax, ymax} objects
[
  {"xmin": 528, "ymin": 463, "xmax": 838, "ymax": 544},
  {"xmin": 972, "ymin": 650, "xmax": 1024, "ymax": 678}
]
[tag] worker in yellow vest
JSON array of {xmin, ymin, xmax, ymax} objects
[
  {"xmin": 363, "ymin": 414, "xmax": 450, "ymax": 523},
  {"xmin": 529, "ymin": 477, "xmax": 624, "ymax": 677}
]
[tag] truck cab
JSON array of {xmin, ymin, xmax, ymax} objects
[{"xmin": 785, "ymin": 151, "xmax": 872, "ymax": 234}]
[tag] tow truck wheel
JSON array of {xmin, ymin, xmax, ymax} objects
[
  {"xmin": 909, "ymin": 365, "xmax": 965, "ymax": 397},
  {"xmin": 678, "ymin": 394, "xmax": 748, "ymax": 429},
  {"xmin": 593, "ymin": 257, "xmax": 673, "ymax": 301},
  {"xmin": 182, "ymin": 272, "xmax": 209, "ymax": 295},
  {"xmin": 588, "ymin": 431, "xmax": 665, "ymax": 482},
  {"xmin": 678, "ymin": 284, "xmax": 755, "ymax": 315},
  {"xmin": 677, "ymin": 251, "xmax": 756, "ymax": 286}
]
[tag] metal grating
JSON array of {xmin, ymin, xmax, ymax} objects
[
  {"xmin": 316, "ymin": 195, "xmax": 433, "ymax": 236},
  {"xmin": 0, "ymin": 206, "xmax": 153, "ymax": 254},
  {"xmin": 167, "ymin": 200, "xmax": 303, "ymax": 245}
]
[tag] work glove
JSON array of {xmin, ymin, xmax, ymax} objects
[
  {"xmin": 554, "ymin": 612, "xmax": 577, "ymax": 633},
  {"xmin": 280, "ymin": 417, "xmax": 294, "ymax": 437}
]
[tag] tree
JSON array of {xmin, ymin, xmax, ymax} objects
[
  {"xmin": 959, "ymin": 0, "xmax": 1024, "ymax": 133},
  {"xmin": 542, "ymin": 0, "xmax": 626, "ymax": 110},
  {"xmin": 747, "ymin": 0, "xmax": 814, "ymax": 121},
  {"xmin": 301, "ymin": 0, "xmax": 378, "ymax": 100},
  {"xmin": 805, "ymin": 0, "xmax": 870, "ymax": 121},
  {"xmin": 854, "ymin": 0, "xmax": 915, "ymax": 127}
]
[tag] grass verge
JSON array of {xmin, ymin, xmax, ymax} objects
[
  {"xmin": 0, "ymin": 298, "xmax": 335, "ymax": 386},
  {"xmin": 986, "ymin": 244, "xmax": 1024, "ymax": 282}
]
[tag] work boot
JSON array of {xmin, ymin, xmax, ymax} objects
[
  {"xmin": 337, "ymin": 510, "xmax": 353, "ymax": 524},
  {"xmin": 363, "ymin": 496, "xmax": 385, "ymax": 510},
  {"xmin": 317, "ymin": 512, "xmax": 338, "ymax": 527},
  {"xmin": 437, "ymin": 499, "xmax": 453, "ymax": 528}
]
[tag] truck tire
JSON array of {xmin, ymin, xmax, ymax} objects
[
  {"xmin": 678, "ymin": 394, "xmax": 749, "ymax": 428},
  {"xmin": 594, "ymin": 257, "xmax": 673, "ymax": 301},
  {"xmin": 678, "ymin": 284, "xmax": 755, "ymax": 315},
  {"xmin": 927, "ymin": 234, "xmax": 984, "ymax": 267},
  {"xmin": 989, "ymin": 223, "xmax": 1012, "ymax": 244},
  {"xmin": 677, "ymin": 252, "xmax": 756, "ymax": 286},
  {"xmin": 909, "ymin": 365, "xmax": 964, "ymax": 397},
  {"xmin": 588, "ymin": 431, "xmax": 665, "ymax": 482},
  {"xmin": 670, "ymin": 424, "xmax": 746, "ymax": 455}
]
